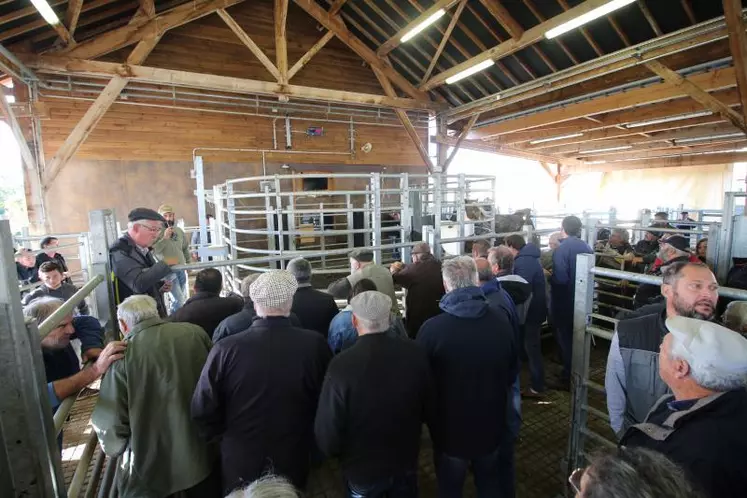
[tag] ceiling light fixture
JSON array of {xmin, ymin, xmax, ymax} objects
[
  {"xmin": 401, "ymin": 9, "xmax": 446, "ymax": 42},
  {"xmin": 584, "ymin": 160, "xmax": 607, "ymax": 164},
  {"xmin": 445, "ymin": 59, "xmax": 495, "ymax": 85},
  {"xmin": 529, "ymin": 133, "xmax": 584, "ymax": 145},
  {"xmin": 545, "ymin": 0, "xmax": 636, "ymax": 39},
  {"xmin": 5, "ymin": 95, "xmax": 16, "ymax": 104},
  {"xmin": 675, "ymin": 132, "xmax": 745, "ymax": 144},
  {"xmin": 625, "ymin": 111, "xmax": 714, "ymax": 128},
  {"xmin": 579, "ymin": 145, "xmax": 633, "ymax": 154},
  {"xmin": 30, "ymin": 0, "xmax": 60, "ymax": 25}
]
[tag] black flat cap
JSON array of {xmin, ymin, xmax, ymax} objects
[
  {"xmin": 128, "ymin": 207, "xmax": 166, "ymax": 223},
  {"xmin": 348, "ymin": 248, "xmax": 374, "ymax": 262},
  {"xmin": 662, "ymin": 235, "xmax": 689, "ymax": 252}
]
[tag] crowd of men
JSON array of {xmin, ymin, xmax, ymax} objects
[{"xmin": 15, "ymin": 205, "xmax": 747, "ymax": 498}]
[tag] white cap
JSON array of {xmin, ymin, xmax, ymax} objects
[
  {"xmin": 249, "ymin": 270, "xmax": 298, "ymax": 309},
  {"xmin": 350, "ymin": 291, "xmax": 391, "ymax": 322},
  {"xmin": 666, "ymin": 316, "xmax": 747, "ymax": 375}
]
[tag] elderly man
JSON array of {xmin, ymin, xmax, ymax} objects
[
  {"xmin": 316, "ymin": 291, "xmax": 433, "ymax": 497},
  {"xmin": 23, "ymin": 298, "xmax": 123, "ymax": 414},
  {"xmin": 23, "ymin": 261, "xmax": 89, "ymax": 315},
  {"xmin": 540, "ymin": 232, "xmax": 563, "ymax": 272},
  {"xmin": 110, "ymin": 208, "xmax": 175, "ymax": 317},
  {"xmin": 287, "ymin": 257, "xmax": 339, "ymax": 337},
  {"xmin": 723, "ymin": 300, "xmax": 747, "ymax": 335},
  {"xmin": 551, "ymin": 215, "xmax": 593, "ymax": 388},
  {"xmin": 634, "ymin": 235, "xmax": 699, "ymax": 309},
  {"xmin": 620, "ymin": 317, "xmax": 747, "ymax": 497},
  {"xmin": 93, "ymin": 295, "xmax": 219, "ymax": 498},
  {"xmin": 169, "ymin": 268, "xmax": 243, "ymax": 339},
  {"xmin": 328, "ymin": 249, "xmax": 400, "ymax": 317},
  {"xmin": 606, "ymin": 262, "xmax": 718, "ymax": 438},
  {"xmin": 153, "ymin": 204, "xmax": 191, "ymax": 314},
  {"xmin": 390, "ymin": 241, "xmax": 445, "ymax": 338},
  {"xmin": 192, "ymin": 271, "xmax": 332, "ymax": 494},
  {"xmin": 417, "ymin": 256, "xmax": 517, "ymax": 496}
]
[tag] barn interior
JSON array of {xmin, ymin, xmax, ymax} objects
[{"xmin": 2, "ymin": 0, "xmax": 747, "ymax": 497}]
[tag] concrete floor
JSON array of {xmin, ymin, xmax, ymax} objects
[{"xmin": 61, "ymin": 339, "xmax": 614, "ymax": 498}]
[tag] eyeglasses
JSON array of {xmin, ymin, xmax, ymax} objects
[
  {"xmin": 569, "ymin": 467, "xmax": 585, "ymax": 495},
  {"xmin": 137, "ymin": 223, "xmax": 162, "ymax": 233}
]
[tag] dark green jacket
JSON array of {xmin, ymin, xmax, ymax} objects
[{"xmin": 92, "ymin": 317, "xmax": 214, "ymax": 497}]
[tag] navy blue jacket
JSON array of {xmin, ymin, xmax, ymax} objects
[
  {"xmin": 513, "ymin": 243, "xmax": 547, "ymax": 325},
  {"xmin": 417, "ymin": 286, "xmax": 517, "ymax": 458},
  {"xmin": 551, "ymin": 236, "xmax": 592, "ymax": 321},
  {"xmin": 480, "ymin": 279, "xmax": 519, "ymax": 343}
]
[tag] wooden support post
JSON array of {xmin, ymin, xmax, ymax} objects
[
  {"xmin": 723, "ymin": 0, "xmax": 747, "ymax": 124},
  {"xmin": 43, "ymin": 37, "xmax": 160, "ymax": 188},
  {"xmin": 443, "ymin": 114, "xmax": 479, "ymax": 172},
  {"xmin": 275, "ymin": 0, "xmax": 289, "ymax": 84},
  {"xmin": 644, "ymin": 59, "xmax": 747, "ymax": 135},
  {"xmin": 217, "ymin": 9, "xmax": 282, "ymax": 82},
  {"xmin": 64, "ymin": 0, "xmax": 84, "ymax": 37},
  {"xmin": 373, "ymin": 68, "xmax": 433, "ymax": 172},
  {"xmin": 288, "ymin": 31, "xmax": 335, "ymax": 80},
  {"xmin": 421, "ymin": 0, "xmax": 467, "ymax": 85}
]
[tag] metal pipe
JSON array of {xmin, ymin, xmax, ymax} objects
[
  {"xmin": 84, "ymin": 446, "xmax": 106, "ymax": 498},
  {"xmin": 594, "ymin": 224, "xmax": 709, "ymax": 235},
  {"xmin": 18, "ymin": 242, "xmax": 83, "ymax": 257},
  {"xmin": 53, "ymin": 394, "xmax": 78, "ymax": 436},
  {"xmin": 587, "ymin": 325, "xmax": 614, "ymax": 341},
  {"xmin": 38, "ymin": 275, "xmax": 104, "ymax": 336},
  {"xmin": 68, "ymin": 432, "xmax": 98, "ymax": 498},
  {"xmin": 0, "ymin": 43, "xmax": 38, "ymax": 81},
  {"xmin": 97, "ymin": 457, "xmax": 117, "ymax": 498}
]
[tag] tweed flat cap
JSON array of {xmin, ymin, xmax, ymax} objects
[
  {"xmin": 249, "ymin": 270, "xmax": 298, "ymax": 309},
  {"xmin": 350, "ymin": 291, "xmax": 391, "ymax": 322},
  {"xmin": 128, "ymin": 208, "xmax": 165, "ymax": 223},
  {"xmin": 349, "ymin": 248, "xmax": 374, "ymax": 262},
  {"xmin": 157, "ymin": 204, "xmax": 175, "ymax": 215},
  {"xmin": 666, "ymin": 316, "xmax": 747, "ymax": 375}
]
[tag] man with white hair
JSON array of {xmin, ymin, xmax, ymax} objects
[
  {"xmin": 621, "ymin": 316, "xmax": 747, "ymax": 497},
  {"xmin": 24, "ymin": 297, "xmax": 123, "ymax": 414},
  {"xmin": 192, "ymin": 270, "xmax": 332, "ymax": 494},
  {"xmin": 316, "ymin": 291, "xmax": 433, "ymax": 497},
  {"xmin": 287, "ymin": 257, "xmax": 339, "ymax": 337},
  {"xmin": 417, "ymin": 256, "xmax": 517, "ymax": 496},
  {"xmin": 328, "ymin": 248, "xmax": 400, "ymax": 317},
  {"xmin": 92, "ymin": 295, "xmax": 219, "ymax": 498},
  {"xmin": 110, "ymin": 207, "xmax": 177, "ymax": 317}
]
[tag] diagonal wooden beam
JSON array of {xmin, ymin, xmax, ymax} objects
[
  {"xmin": 139, "ymin": 0, "xmax": 156, "ymax": 18},
  {"xmin": 421, "ymin": 0, "xmax": 466, "ymax": 85},
  {"xmin": 523, "ymin": 0, "xmax": 579, "ymax": 65},
  {"xmin": 61, "ymin": 0, "xmax": 245, "ymax": 60},
  {"xmin": 30, "ymin": 3, "xmax": 76, "ymax": 47},
  {"xmin": 275, "ymin": 0, "xmax": 289, "ymax": 84},
  {"xmin": 478, "ymin": 0, "xmax": 524, "ymax": 38},
  {"xmin": 377, "ymin": 0, "xmax": 461, "ymax": 57},
  {"xmin": 288, "ymin": 31, "xmax": 335, "ymax": 80},
  {"xmin": 638, "ymin": 0, "xmax": 663, "ymax": 37},
  {"xmin": 43, "ymin": 37, "xmax": 160, "ymax": 188},
  {"xmin": 539, "ymin": 161, "xmax": 556, "ymax": 182},
  {"xmin": 681, "ymin": 0, "xmax": 696, "ymax": 24},
  {"xmin": 723, "ymin": 0, "xmax": 747, "ymax": 125},
  {"xmin": 64, "ymin": 0, "xmax": 85, "ymax": 37},
  {"xmin": 329, "ymin": 0, "xmax": 348, "ymax": 15},
  {"xmin": 443, "ymin": 114, "xmax": 479, "ymax": 171},
  {"xmin": 373, "ymin": 68, "xmax": 433, "ymax": 172},
  {"xmin": 293, "ymin": 0, "xmax": 430, "ymax": 102},
  {"xmin": 643, "ymin": 60, "xmax": 747, "ymax": 134},
  {"xmin": 217, "ymin": 8, "xmax": 282, "ymax": 82},
  {"xmin": 423, "ymin": 0, "xmax": 616, "ymax": 91},
  {"xmin": 557, "ymin": 0, "xmax": 603, "ymax": 56}
]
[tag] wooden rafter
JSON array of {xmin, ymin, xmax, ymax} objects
[
  {"xmin": 61, "ymin": 0, "xmax": 246, "ymax": 60},
  {"xmin": 434, "ymin": 134, "xmax": 581, "ymax": 167},
  {"xmin": 293, "ymin": 0, "xmax": 430, "ymax": 102},
  {"xmin": 568, "ymin": 152, "xmax": 747, "ymax": 174},
  {"xmin": 478, "ymin": 0, "xmax": 523, "ymax": 38},
  {"xmin": 421, "ymin": 0, "xmax": 467, "ymax": 84},
  {"xmin": 681, "ymin": 0, "xmax": 696, "ymax": 25},
  {"xmin": 377, "ymin": 0, "xmax": 461, "ymax": 57},
  {"xmin": 0, "ymin": 0, "xmax": 111, "ymax": 44},
  {"xmin": 329, "ymin": 0, "xmax": 348, "ymax": 16},
  {"xmin": 373, "ymin": 68, "xmax": 433, "ymax": 172},
  {"xmin": 26, "ymin": 55, "xmax": 444, "ymax": 112},
  {"xmin": 475, "ymin": 66, "xmax": 738, "ymax": 138},
  {"xmin": 43, "ymin": 37, "xmax": 160, "ymax": 187},
  {"xmin": 557, "ymin": 0, "xmax": 603, "ymax": 57},
  {"xmin": 643, "ymin": 60, "xmax": 747, "ymax": 134},
  {"xmin": 288, "ymin": 31, "xmax": 335, "ymax": 80},
  {"xmin": 64, "ymin": 0, "xmax": 85, "ymax": 37},
  {"xmin": 29, "ymin": 3, "xmax": 75, "ymax": 47},
  {"xmin": 723, "ymin": 0, "xmax": 747, "ymax": 125},
  {"xmin": 608, "ymin": 13, "xmax": 631, "ymax": 46},
  {"xmin": 573, "ymin": 140, "xmax": 747, "ymax": 163},
  {"xmin": 217, "ymin": 9, "xmax": 282, "ymax": 82},
  {"xmin": 443, "ymin": 114, "xmax": 479, "ymax": 171},
  {"xmin": 138, "ymin": 0, "xmax": 156, "ymax": 19},
  {"xmin": 275, "ymin": 0, "xmax": 289, "ymax": 84},
  {"xmin": 638, "ymin": 0, "xmax": 663, "ymax": 37},
  {"xmin": 523, "ymin": 0, "xmax": 579, "ymax": 65},
  {"xmin": 421, "ymin": 0, "xmax": 618, "ymax": 91}
]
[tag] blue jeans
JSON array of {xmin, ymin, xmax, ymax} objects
[
  {"xmin": 522, "ymin": 322, "xmax": 546, "ymax": 392},
  {"xmin": 435, "ymin": 446, "xmax": 509, "ymax": 498},
  {"xmin": 168, "ymin": 270, "xmax": 187, "ymax": 315},
  {"xmin": 347, "ymin": 473, "xmax": 418, "ymax": 498}
]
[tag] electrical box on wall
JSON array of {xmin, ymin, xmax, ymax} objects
[{"xmin": 306, "ymin": 126, "xmax": 324, "ymax": 137}]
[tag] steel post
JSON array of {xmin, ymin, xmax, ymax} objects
[
  {"xmin": 400, "ymin": 174, "xmax": 412, "ymax": 263},
  {"xmin": 87, "ymin": 210, "xmax": 118, "ymax": 339},
  {"xmin": 194, "ymin": 156, "xmax": 210, "ymax": 261},
  {"xmin": 78, "ymin": 233, "xmax": 91, "ymax": 282},
  {"xmin": 371, "ymin": 173, "xmax": 382, "ymax": 264},
  {"xmin": 433, "ymin": 174, "xmax": 443, "ymax": 260},
  {"xmin": 456, "ymin": 174, "xmax": 466, "ymax": 253},
  {"xmin": 717, "ymin": 192, "xmax": 735, "ymax": 283},
  {"xmin": 226, "ymin": 183, "xmax": 238, "ymax": 278}
]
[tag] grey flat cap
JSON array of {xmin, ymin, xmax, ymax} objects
[
  {"xmin": 349, "ymin": 248, "xmax": 374, "ymax": 262},
  {"xmin": 249, "ymin": 270, "xmax": 298, "ymax": 309},
  {"xmin": 350, "ymin": 291, "xmax": 392, "ymax": 322}
]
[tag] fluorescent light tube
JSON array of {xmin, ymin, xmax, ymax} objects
[
  {"xmin": 529, "ymin": 133, "xmax": 584, "ymax": 145},
  {"xmin": 5, "ymin": 95, "xmax": 15, "ymax": 104},
  {"xmin": 579, "ymin": 145, "xmax": 633, "ymax": 154},
  {"xmin": 676, "ymin": 133, "xmax": 745, "ymax": 144},
  {"xmin": 401, "ymin": 9, "xmax": 446, "ymax": 42},
  {"xmin": 585, "ymin": 160, "xmax": 607, "ymax": 164},
  {"xmin": 545, "ymin": 0, "xmax": 636, "ymax": 39},
  {"xmin": 30, "ymin": 0, "xmax": 60, "ymax": 25},
  {"xmin": 445, "ymin": 59, "xmax": 495, "ymax": 85},
  {"xmin": 625, "ymin": 111, "xmax": 714, "ymax": 128}
]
